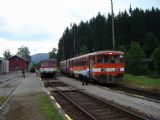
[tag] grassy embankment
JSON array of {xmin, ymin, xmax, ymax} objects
[
  {"xmin": 122, "ymin": 74, "xmax": 160, "ymax": 91},
  {"xmin": 38, "ymin": 93, "xmax": 63, "ymax": 120}
]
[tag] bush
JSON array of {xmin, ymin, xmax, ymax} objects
[
  {"xmin": 152, "ymin": 47, "xmax": 160, "ymax": 74},
  {"xmin": 126, "ymin": 42, "xmax": 146, "ymax": 75},
  {"xmin": 30, "ymin": 67, "xmax": 35, "ymax": 73}
]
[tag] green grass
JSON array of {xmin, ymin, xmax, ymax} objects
[
  {"xmin": 122, "ymin": 74, "xmax": 160, "ymax": 91},
  {"xmin": 0, "ymin": 96, "xmax": 8, "ymax": 105},
  {"xmin": 38, "ymin": 93, "xmax": 63, "ymax": 120}
]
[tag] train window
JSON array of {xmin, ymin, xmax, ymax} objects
[
  {"xmin": 86, "ymin": 60, "xmax": 88, "ymax": 65},
  {"xmin": 79, "ymin": 61, "xmax": 81, "ymax": 66},
  {"xmin": 97, "ymin": 55, "xmax": 124, "ymax": 63},
  {"xmin": 77, "ymin": 61, "xmax": 79, "ymax": 66},
  {"xmin": 76, "ymin": 61, "xmax": 78, "ymax": 66},
  {"xmin": 89, "ymin": 56, "xmax": 95, "ymax": 65},
  {"xmin": 110, "ymin": 56, "xmax": 115, "ymax": 63},
  {"xmin": 97, "ymin": 55, "xmax": 109, "ymax": 63},
  {"xmin": 82, "ymin": 61, "xmax": 84, "ymax": 66},
  {"xmin": 78, "ymin": 60, "xmax": 81, "ymax": 66},
  {"xmin": 109, "ymin": 55, "xmax": 124, "ymax": 63}
]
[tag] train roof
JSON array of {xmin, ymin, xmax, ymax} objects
[{"xmin": 60, "ymin": 50, "xmax": 124, "ymax": 63}]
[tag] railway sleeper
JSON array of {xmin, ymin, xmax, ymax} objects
[
  {"xmin": 82, "ymin": 106, "xmax": 107, "ymax": 112},
  {"xmin": 90, "ymin": 108, "xmax": 110, "ymax": 112},
  {"xmin": 80, "ymin": 103, "xmax": 106, "ymax": 107},
  {"xmin": 78, "ymin": 102, "xmax": 96, "ymax": 105},
  {"xmin": 63, "ymin": 95, "xmax": 93, "ymax": 102},
  {"xmin": 95, "ymin": 114, "xmax": 125, "ymax": 120},
  {"xmin": 86, "ymin": 105, "xmax": 106, "ymax": 109}
]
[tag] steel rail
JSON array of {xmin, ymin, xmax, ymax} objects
[
  {"xmin": 117, "ymin": 84, "xmax": 160, "ymax": 99},
  {"xmin": 48, "ymin": 81, "xmax": 148, "ymax": 120},
  {"xmin": 102, "ymin": 84, "xmax": 160, "ymax": 103},
  {"xmin": 48, "ymin": 82, "xmax": 97, "ymax": 120},
  {"xmin": 0, "ymin": 73, "xmax": 31, "ymax": 111},
  {"xmin": 77, "ymin": 89, "xmax": 148, "ymax": 120},
  {"xmin": 89, "ymin": 81, "xmax": 160, "ymax": 103},
  {"xmin": 0, "ymin": 81, "xmax": 22, "ymax": 111}
]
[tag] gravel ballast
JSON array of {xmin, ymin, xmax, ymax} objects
[{"xmin": 57, "ymin": 76, "xmax": 160, "ymax": 120}]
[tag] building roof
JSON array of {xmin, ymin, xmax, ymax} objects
[{"xmin": 8, "ymin": 55, "xmax": 29, "ymax": 62}]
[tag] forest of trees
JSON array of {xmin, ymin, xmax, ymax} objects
[{"xmin": 57, "ymin": 7, "xmax": 160, "ymax": 75}]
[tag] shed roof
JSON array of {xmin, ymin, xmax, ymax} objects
[{"xmin": 8, "ymin": 55, "xmax": 29, "ymax": 62}]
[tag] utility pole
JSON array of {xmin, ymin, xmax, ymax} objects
[
  {"xmin": 73, "ymin": 26, "xmax": 75, "ymax": 56},
  {"xmin": 62, "ymin": 38, "xmax": 65, "ymax": 60},
  {"xmin": 111, "ymin": 0, "xmax": 115, "ymax": 50},
  {"xmin": 71, "ymin": 23, "xmax": 76, "ymax": 57}
]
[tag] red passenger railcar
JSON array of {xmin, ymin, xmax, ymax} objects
[{"xmin": 60, "ymin": 50, "xmax": 125, "ymax": 83}]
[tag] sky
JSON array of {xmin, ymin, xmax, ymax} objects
[{"xmin": 0, "ymin": 0, "xmax": 160, "ymax": 57}]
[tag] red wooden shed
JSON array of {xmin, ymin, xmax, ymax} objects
[{"xmin": 8, "ymin": 55, "xmax": 29, "ymax": 72}]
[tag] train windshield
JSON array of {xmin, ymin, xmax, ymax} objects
[
  {"xmin": 41, "ymin": 61, "xmax": 56, "ymax": 67},
  {"xmin": 97, "ymin": 54, "xmax": 124, "ymax": 63}
]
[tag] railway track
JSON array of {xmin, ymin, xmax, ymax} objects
[
  {"xmin": 0, "ymin": 73, "xmax": 31, "ymax": 110},
  {"xmin": 0, "ymin": 79, "xmax": 20, "ymax": 110},
  {"xmin": 57, "ymin": 75, "xmax": 160, "ymax": 103},
  {"xmin": 101, "ymin": 84, "xmax": 160, "ymax": 102},
  {"xmin": 45, "ymin": 81, "xmax": 148, "ymax": 120}
]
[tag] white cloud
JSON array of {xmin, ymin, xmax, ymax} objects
[
  {"xmin": 0, "ymin": 0, "xmax": 108, "ymax": 37},
  {"xmin": 0, "ymin": 0, "xmax": 159, "ymax": 57},
  {"xmin": 0, "ymin": 37, "xmax": 57, "ymax": 57}
]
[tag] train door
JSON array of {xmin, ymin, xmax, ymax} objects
[
  {"xmin": 66, "ymin": 60, "xmax": 69, "ymax": 74},
  {"xmin": 89, "ymin": 56, "xmax": 94, "ymax": 79}
]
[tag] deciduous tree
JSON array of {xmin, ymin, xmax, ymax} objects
[
  {"xmin": 17, "ymin": 46, "xmax": 31, "ymax": 61},
  {"xmin": 49, "ymin": 48, "xmax": 57, "ymax": 59},
  {"xmin": 3, "ymin": 49, "xmax": 12, "ymax": 60}
]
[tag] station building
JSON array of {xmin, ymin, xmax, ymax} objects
[{"xmin": 8, "ymin": 55, "xmax": 29, "ymax": 72}]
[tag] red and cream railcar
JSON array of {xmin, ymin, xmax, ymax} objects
[
  {"xmin": 39, "ymin": 59, "xmax": 57, "ymax": 77},
  {"xmin": 60, "ymin": 51, "xmax": 125, "ymax": 83}
]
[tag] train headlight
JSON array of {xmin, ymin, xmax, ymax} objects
[{"xmin": 115, "ymin": 68, "xmax": 120, "ymax": 72}]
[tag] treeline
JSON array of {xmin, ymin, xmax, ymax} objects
[{"xmin": 57, "ymin": 7, "xmax": 160, "ymax": 75}]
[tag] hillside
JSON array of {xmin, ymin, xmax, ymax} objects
[{"xmin": 31, "ymin": 53, "xmax": 49, "ymax": 64}]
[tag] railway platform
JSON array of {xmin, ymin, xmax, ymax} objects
[
  {"xmin": 0, "ymin": 73, "xmax": 65, "ymax": 120},
  {"xmin": 57, "ymin": 75, "xmax": 160, "ymax": 120}
]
